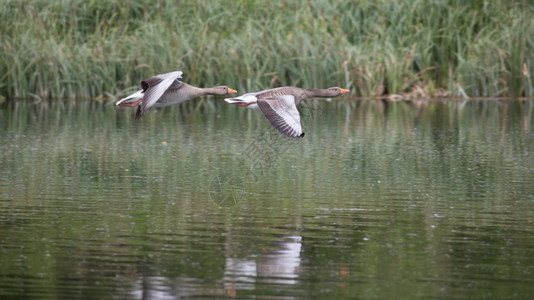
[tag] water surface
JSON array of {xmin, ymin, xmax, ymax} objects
[{"xmin": 1, "ymin": 99, "xmax": 533, "ymax": 299}]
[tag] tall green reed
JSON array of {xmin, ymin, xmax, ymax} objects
[{"xmin": 1, "ymin": 0, "xmax": 533, "ymax": 99}]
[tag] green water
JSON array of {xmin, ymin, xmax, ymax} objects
[{"xmin": 1, "ymin": 99, "xmax": 533, "ymax": 299}]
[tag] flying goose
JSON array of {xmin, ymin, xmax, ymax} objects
[
  {"xmin": 225, "ymin": 86, "xmax": 349, "ymax": 138},
  {"xmin": 117, "ymin": 71, "xmax": 237, "ymax": 119}
]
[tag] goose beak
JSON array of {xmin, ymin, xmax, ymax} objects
[
  {"xmin": 228, "ymin": 88, "xmax": 238, "ymax": 94},
  {"xmin": 340, "ymin": 88, "xmax": 350, "ymax": 94}
]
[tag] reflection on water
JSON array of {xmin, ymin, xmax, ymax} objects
[
  {"xmin": 225, "ymin": 235, "xmax": 302, "ymax": 289},
  {"xmin": 0, "ymin": 99, "xmax": 534, "ymax": 299}
]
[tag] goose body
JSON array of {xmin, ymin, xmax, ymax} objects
[
  {"xmin": 225, "ymin": 86, "xmax": 349, "ymax": 138},
  {"xmin": 117, "ymin": 71, "xmax": 237, "ymax": 119}
]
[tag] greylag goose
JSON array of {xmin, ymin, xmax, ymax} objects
[
  {"xmin": 225, "ymin": 86, "xmax": 349, "ymax": 138},
  {"xmin": 117, "ymin": 71, "xmax": 237, "ymax": 119}
]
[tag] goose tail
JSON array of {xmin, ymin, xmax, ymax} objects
[
  {"xmin": 224, "ymin": 94, "xmax": 258, "ymax": 109},
  {"xmin": 116, "ymin": 90, "xmax": 144, "ymax": 107}
]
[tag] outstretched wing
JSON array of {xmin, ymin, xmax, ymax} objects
[
  {"xmin": 257, "ymin": 95, "xmax": 304, "ymax": 138},
  {"xmin": 136, "ymin": 71, "xmax": 183, "ymax": 119}
]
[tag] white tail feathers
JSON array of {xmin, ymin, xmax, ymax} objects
[
  {"xmin": 116, "ymin": 90, "xmax": 143, "ymax": 106},
  {"xmin": 224, "ymin": 98, "xmax": 242, "ymax": 104}
]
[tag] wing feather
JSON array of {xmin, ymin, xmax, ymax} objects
[
  {"xmin": 257, "ymin": 95, "xmax": 304, "ymax": 138},
  {"xmin": 136, "ymin": 71, "xmax": 183, "ymax": 119}
]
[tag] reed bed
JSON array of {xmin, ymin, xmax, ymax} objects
[{"xmin": 1, "ymin": 0, "xmax": 533, "ymax": 100}]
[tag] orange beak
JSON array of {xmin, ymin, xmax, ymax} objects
[
  {"xmin": 228, "ymin": 88, "xmax": 238, "ymax": 94},
  {"xmin": 340, "ymin": 88, "xmax": 350, "ymax": 94}
]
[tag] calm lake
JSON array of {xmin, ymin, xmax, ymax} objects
[{"xmin": 1, "ymin": 98, "xmax": 533, "ymax": 299}]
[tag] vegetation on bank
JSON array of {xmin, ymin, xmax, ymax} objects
[{"xmin": 1, "ymin": 0, "xmax": 533, "ymax": 100}]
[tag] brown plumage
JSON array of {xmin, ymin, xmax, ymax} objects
[
  {"xmin": 225, "ymin": 86, "xmax": 349, "ymax": 138},
  {"xmin": 116, "ymin": 71, "xmax": 237, "ymax": 119}
]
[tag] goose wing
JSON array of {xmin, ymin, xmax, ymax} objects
[
  {"xmin": 257, "ymin": 95, "xmax": 304, "ymax": 138},
  {"xmin": 136, "ymin": 71, "xmax": 183, "ymax": 119}
]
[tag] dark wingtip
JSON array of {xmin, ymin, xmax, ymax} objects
[
  {"xmin": 135, "ymin": 106, "xmax": 143, "ymax": 120},
  {"xmin": 141, "ymin": 80, "xmax": 149, "ymax": 92},
  {"xmin": 299, "ymin": 132, "xmax": 305, "ymax": 138}
]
